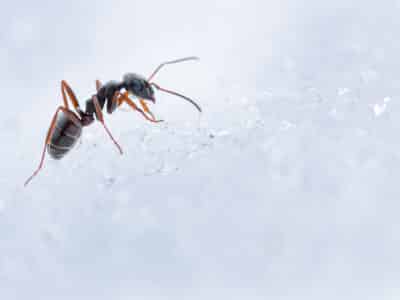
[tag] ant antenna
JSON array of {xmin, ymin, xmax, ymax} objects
[
  {"xmin": 147, "ymin": 56, "xmax": 199, "ymax": 82},
  {"xmin": 151, "ymin": 83, "xmax": 202, "ymax": 112}
]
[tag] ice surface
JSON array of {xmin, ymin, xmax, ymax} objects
[{"xmin": 1, "ymin": 0, "xmax": 400, "ymax": 299}]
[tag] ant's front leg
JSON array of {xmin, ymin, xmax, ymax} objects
[
  {"xmin": 138, "ymin": 98, "xmax": 156, "ymax": 121},
  {"xmin": 117, "ymin": 92, "xmax": 163, "ymax": 123},
  {"xmin": 95, "ymin": 79, "xmax": 162, "ymax": 123}
]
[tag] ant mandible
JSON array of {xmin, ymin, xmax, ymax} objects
[{"xmin": 24, "ymin": 57, "xmax": 201, "ymax": 187}]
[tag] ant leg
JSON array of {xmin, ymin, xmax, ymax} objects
[
  {"xmin": 95, "ymin": 80, "xmax": 102, "ymax": 92},
  {"xmin": 118, "ymin": 93, "xmax": 163, "ymax": 123},
  {"xmin": 117, "ymin": 91, "xmax": 128, "ymax": 106},
  {"xmin": 92, "ymin": 95, "xmax": 123, "ymax": 155},
  {"xmin": 61, "ymin": 80, "xmax": 83, "ymax": 114},
  {"xmin": 139, "ymin": 98, "xmax": 156, "ymax": 121},
  {"xmin": 24, "ymin": 106, "xmax": 72, "ymax": 187},
  {"xmin": 96, "ymin": 80, "xmax": 126, "ymax": 113},
  {"xmin": 113, "ymin": 91, "xmax": 131, "ymax": 112}
]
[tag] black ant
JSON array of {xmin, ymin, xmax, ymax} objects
[{"xmin": 24, "ymin": 57, "xmax": 201, "ymax": 186}]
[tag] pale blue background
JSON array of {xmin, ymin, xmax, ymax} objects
[{"xmin": 1, "ymin": 1, "xmax": 400, "ymax": 299}]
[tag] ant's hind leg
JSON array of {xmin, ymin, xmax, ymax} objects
[{"xmin": 24, "ymin": 106, "xmax": 71, "ymax": 187}]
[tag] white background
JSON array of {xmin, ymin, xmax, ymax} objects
[{"xmin": 1, "ymin": 0, "xmax": 400, "ymax": 299}]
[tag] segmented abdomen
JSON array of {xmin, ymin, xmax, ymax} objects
[{"xmin": 47, "ymin": 111, "xmax": 82, "ymax": 159}]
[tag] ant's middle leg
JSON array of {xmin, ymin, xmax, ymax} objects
[{"xmin": 92, "ymin": 95, "xmax": 123, "ymax": 155}]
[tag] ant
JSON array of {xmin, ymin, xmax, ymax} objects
[{"xmin": 24, "ymin": 57, "xmax": 201, "ymax": 187}]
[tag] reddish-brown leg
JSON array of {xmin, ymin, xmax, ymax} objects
[
  {"xmin": 118, "ymin": 93, "xmax": 163, "ymax": 123},
  {"xmin": 92, "ymin": 95, "xmax": 123, "ymax": 155},
  {"xmin": 24, "ymin": 106, "xmax": 73, "ymax": 187},
  {"xmin": 117, "ymin": 91, "xmax": 128, "ymax": 106},
  {"xmin": 61, "ymin": 80, "xmax": 82, "ymax": 113},
  {"xmin": 139, "ymin": 98, "xmax": 156, "ymax": 120},
  {"xmin": 95, "ymin": 80, "xmax": 102, "ymax": 92}
]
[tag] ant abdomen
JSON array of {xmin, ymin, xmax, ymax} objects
[{"xmin": 47, "ymin": 111, "xmax": 82, "ymax": 159}]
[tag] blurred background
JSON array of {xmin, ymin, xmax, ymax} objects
[{"xmin": 1, "ymin": 0, "xmax": 400, "ymax": 299}]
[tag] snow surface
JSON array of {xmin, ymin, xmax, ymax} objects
[{"xmin": 1, "ymin": 0, "xmax": 400, "ymax": 299}]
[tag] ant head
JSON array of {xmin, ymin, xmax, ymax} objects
[{"xmin": 122, "ymin": 73, "xmax": 155, "ymax": 102}]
